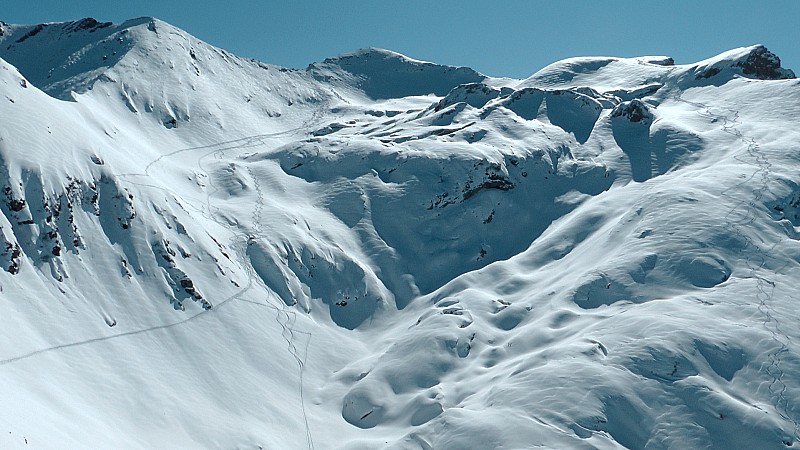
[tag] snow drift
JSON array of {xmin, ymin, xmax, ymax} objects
[{"xmin": 1, "ymin": 17, "xmax": 799, "ymax": 450}]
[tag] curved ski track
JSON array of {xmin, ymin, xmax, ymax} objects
[
  {"xmin": 0, "ymin": 103, "xmax": 329, "ymax": 450},
  {"xmin": 676, "ymin": 92, "xmax": 799, "ymax": 443}
]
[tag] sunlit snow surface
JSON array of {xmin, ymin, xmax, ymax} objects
[{"xmin": 1, "ymin": 17, "xmax": 800, "ymax": 449}]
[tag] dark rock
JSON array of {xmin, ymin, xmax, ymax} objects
[
  {"xmin": 611, "ymin": 99, "xmax": 653, "ymax": 124},
  {"xmin": 650, "ymin": 57, "xmax": 674, "ymax": 66},
  {"xmin": 434, "ymin": 83, "xmax": 501, "ymax": 112},
  {"xmin": 738, "ymin": 46, "xmax": 796, "ymax": 80},
  {"xmin": 462, "ymin": 178, "xmax": 514, "ymax": 201},
  {"xmin": 8, "ymin": 198, "xmax": 25, "ymax": 211},
  {"xmin": 164, "ymin": 117, "xmax": 177, "ymax": 129},
  {"xmin": 696, "ymin": 67, "xmax": 721, "ymax": 80},
  {"xmin": 5, "ymin": 243, "xmax": 21, "ymax": 274},
  {"xmin": 15, "ymin": 24, "xmax": 46, "ymax": 44},
  {"xmin": 66, "ymin": 18, "xmax": 112, "ymax": 33},
  {"xmin": 313, "ymin": 122, "xmax": 349, "ymax": 136},
  {"xmin": 696, "ymin": 46, "xmax": 795, "ymax": 81}
]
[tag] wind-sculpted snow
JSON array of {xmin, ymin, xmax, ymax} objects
[
  {"xmin": 1, "ymin": 18, "xmax": 800, "ymax": 450},
  {"xmin": 271, "ymin": 134, "xmax": 610, "ymax": 300},
  {"xmin": 309, "ymin": 48, "xmax": 485, "ymax": 100},
  {"xmin": 522, "ymin": 44, "xmax": 795, "ymax": 92}
]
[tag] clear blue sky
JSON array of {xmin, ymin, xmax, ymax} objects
[{"xmin": 4, "ymin": 1, "xmax": 800, "ymax": 78}]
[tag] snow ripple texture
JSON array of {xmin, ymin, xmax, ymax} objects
[{"xmin": 0, "ymin": 16, "xmax": 799, "ymax": 450}]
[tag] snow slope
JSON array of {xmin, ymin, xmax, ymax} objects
[{"xmin": 1, "ymin": 17, "xmax": 800, "ymax": 449}]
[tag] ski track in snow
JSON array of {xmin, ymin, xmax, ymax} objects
[
  {"xmin": 677, "ymin": 90, "xmax": 800, "ymax": 442},
  {"xmin": 0, "ymin": 272, "xmax": 254, "ymax": 366},
  {"xmin": 721, "ymin": 114, "xmax": 800, "ymax": 444},
  {"xmin": 244, "ymin": 162, "xmax": 315, "ymax": 450},
  {"xmin": 0, "ymin": 110, "xmax": 324, "ymax": 448},
  {"xmin": 722, "ymin": 105, "xmax": 796, "ymax": 441},
  {"xmin": 0, "ymin": 134, "xmax": 305, "ymax": 364},
  {"xmin": 0, "ymin": 85, "xmax": 332, "ymax": 446},
  {"xmin": 2, "ymin": 18, "xmax": 800, "ymax": 449}
]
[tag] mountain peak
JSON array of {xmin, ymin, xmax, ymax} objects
[
  {"xmin": 692, "ymin": 44, "xmax": 795, "ymax": 81},
  {"xmin": 309, "ymin": 47, "xmax": 485, "ymax": 100},
  {"xmin": 0, "ymin": 17, "xmax": 163, "ymax": 99},
  {"xmin": 322, "ymin": 47, "xmax": 435, "ymax": 66},
  {"xmin": 520, "ymin": 44, "xmax": 794, "ymax": 93}
]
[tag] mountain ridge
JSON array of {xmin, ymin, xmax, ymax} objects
[{"xmin": 1, "ymin": 17, "xmax": 794, "ymax": 104}]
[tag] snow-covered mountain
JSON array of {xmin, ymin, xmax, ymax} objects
[{"xmin": 1, "ymin": 16, "xmax": 799, "ymax": 449}]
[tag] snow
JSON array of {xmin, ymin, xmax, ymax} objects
[
  {"xmin": 1, "ymin": 16, "xmax": 800, "ymax": 449},
  {"xmin": 309, "ymin": 48, "xmax": 486, "ymax": 100}
]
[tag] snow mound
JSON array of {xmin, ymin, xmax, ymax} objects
[
  {"xmin": 433, "ymin": 82, "xmax": 506, "ymax": 111},
  {"xmin": 309, "ymin": 47, "xmax": 485, "ymax": 99},
  {"xmin": 526, "ymin": 56, "xmax": 620, "ymax": 85}
]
